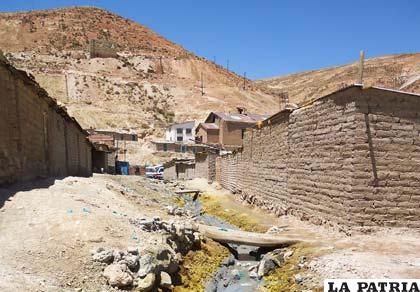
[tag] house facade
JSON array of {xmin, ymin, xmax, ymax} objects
[
  {"xmin": 198, "ymin": 110, "xmax": 269, "ymax": 149},
  {"xmin": 165, "ymin": 121, "xmax": 195, "ymax": 143}
]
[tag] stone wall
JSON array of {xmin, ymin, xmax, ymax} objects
[
  {"xmin": 215, "ymin": 86, "xmax": 420, "ymax": 228},
  {"xmin": 0, "ymin": 60, "xmax": 92, "ymax": 185}
]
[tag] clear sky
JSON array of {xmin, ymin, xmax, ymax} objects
[{"xmin": 1, "ymin": 0, "xmax": 420, "ymax": 79}]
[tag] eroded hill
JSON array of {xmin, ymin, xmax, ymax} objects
[
  {"xmin": 257, "ymin": 53, "xmax": 420, "ymax": 105},
  {"xmin": 0, "ymin": 6, "xmax": 278, "ymax": 163}
]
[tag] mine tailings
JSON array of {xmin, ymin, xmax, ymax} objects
[{"xmin": 176, "ymin": 192, "xmax": 305, "ymax": 292}]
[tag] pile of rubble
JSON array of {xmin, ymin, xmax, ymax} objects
[{"xmin": 93, "ymin": 217, "xmax": 201, "ymax": 290}]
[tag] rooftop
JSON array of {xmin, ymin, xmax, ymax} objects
[
  {"xmin": 197, "ymin": 123, "xmax": 220, "ymax": 130},
  {"xmin": 209, "ymin": 112, "xmax": 270, "ymax": 123}
]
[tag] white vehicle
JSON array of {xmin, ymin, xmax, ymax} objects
[{"xmin": 145, "ymin": 165, "xmax": 164, "ymax": 179}]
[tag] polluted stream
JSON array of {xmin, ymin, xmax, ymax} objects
[{"xmin": 180, "ymin": 193, "xmax": 275, "ymax": 292}]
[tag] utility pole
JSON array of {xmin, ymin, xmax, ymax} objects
[
  {"xmin": 200, "ymin": 72, "xmax": 204, "ymax": 96},
  {"xmin": 226, "ymin": 59, "xmax": 229, "ymax": 71},
  {"xmin": 358, "ymin": 50, "xmax": 365, "ymax": 85},
  {"xmin": 243, "ymin": 72, "xmax": 246, "ymax": 90},
  {"xmin": 279, "ymin": 92, "xmax": 288, "ymax": 111},
  {"xmin": 213, "ymin": 56, "xmax": 216, "ymax": 64},
  {"xmin": 159, "ymin": 56, "xmax": 164, "ymax": 74}
]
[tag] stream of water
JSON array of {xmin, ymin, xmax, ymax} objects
[{"xmin": 181, "ymin": 194, "xmax": 268, "ymax": 292}]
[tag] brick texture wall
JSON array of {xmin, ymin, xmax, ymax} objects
[
  {"xmin": 215, "ymin": 86, "xmax": 420, "ymax": 228},
  {"xmin": 0, "ymin": 60, "xmax": 92, "ymax": 185}
]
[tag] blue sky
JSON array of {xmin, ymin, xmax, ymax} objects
[{"xmin": 1, "ymin": 0, "xmax": 420, "ymax": 79}]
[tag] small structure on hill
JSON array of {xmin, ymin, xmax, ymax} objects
[{"xmin": 89, "ymin": 39, "xmax": 118, "ymax": 59}]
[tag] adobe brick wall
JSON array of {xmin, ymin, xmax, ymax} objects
[
  {"xmin": 0, "ymin": 60, "xmax": 92, "ymax": 185},
  {"xmin": 215, "ymin": 86, "xmax": 420, "ymax": 228}
]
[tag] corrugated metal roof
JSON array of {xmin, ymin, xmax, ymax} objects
[{"xmin": 211, "ymin": 112, "xmax": 269, "ymax": 123}]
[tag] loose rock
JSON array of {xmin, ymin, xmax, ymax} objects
[
  {"xmin": 92, "ymin": 249, "xmax": 114, "ymax": 264},
  {"xmin": 103, "ymin": 263, "xmax": 133, "ymax": 288},
  {"xmin": 159, "ymin": 271, "xmax": 172, "ymax": 289},
  {"xmin": 136, "ymin": 273, "xmax": 156, "ymax": 292},
  {"xmin": 138, "ymin": 253, "xmax": 156, "ymax": 277}
]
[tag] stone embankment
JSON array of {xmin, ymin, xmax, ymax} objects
[{"xmin": 92, "ymin": 216, "xmax": 200, "ymax": 291}]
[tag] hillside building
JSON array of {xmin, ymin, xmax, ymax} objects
[
  {"xmin": 165, "ymin": 121, "xmax": 195, "ymax": 143},
  {"xmin": 196, "ymin": 110, "xmax": 269, "ymax": 150}
]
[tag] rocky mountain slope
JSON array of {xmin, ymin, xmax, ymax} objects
[
  {"xmin": 1, "ymin": 7, "xmax": 419, "ymax": 164},
  {"xmin": 0, "ymin": 7, "xmax": 279, "ymax": 163},
  {"xmin": 257, "ymin": 53, "xmax": 420, "ymax": 105}
]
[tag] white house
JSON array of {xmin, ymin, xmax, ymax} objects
[{"xmin": 165, "ymin": 121, "xmax": 195, "ymax": 143}]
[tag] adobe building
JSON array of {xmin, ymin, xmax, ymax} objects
[
  {"xmin": 216, "ymin": 85, "xmax": 420, "ymax": 229},
  {"xmin": 91, "ymin": 142, "xmax": 116, "ymax": 174},
  {"xmin": 195, "ymin": 123, "xmax": 219, "ymax": 144},
  {"xmin": 199, "ymin": 110, "xmax": 269, "ymax": 150},
  {"xmin": 0, "ymin": 57, "xmax": 92, "ymax": 185}
]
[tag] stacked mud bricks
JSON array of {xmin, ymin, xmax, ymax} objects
[
  {"xmin": 216, "ymin": 85, "xmax": 420, "ymax": 228},
  {"xmin": 0, "ymin": 59, "xmax": 92, "ymax": 185}
]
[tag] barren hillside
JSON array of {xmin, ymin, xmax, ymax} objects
[
  {"xmin": 258, "ymin": 53, "xmax": 420, "ymax": 105},
  {"xmin": 0, "ymin": 7, "xmax": 278, "ymax": 163}
]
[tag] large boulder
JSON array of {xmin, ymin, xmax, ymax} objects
[
  {"xmin": 103, "ymin": 263, "xmax": 133, "ymax": 288},
  {"xmin": 135, "ymin": 273, "xmax": 156, "ymax": 292}
]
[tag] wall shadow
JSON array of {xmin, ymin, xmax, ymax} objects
[{"xmin": 0, "ymin": 177, "xmax": 61, "ymax": 209}]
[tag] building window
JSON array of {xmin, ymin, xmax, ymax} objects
[
  {"xmin": 176, "ymin": 128, "xmax": 183, "ymax": 134},
  {"xmin": 163, "ymin": 143, "xmax": 168, "ymax": 152},
  {"xmin": 181, "ymin": 145, "xmax": 187, "ymax": 153},
  {"xmin": 186, "ymin": 128, "xmax": 192, "ymax": 134},
  {"xmin": 177, "ymin": 136, "xmax": 183, "ymax": 142}
]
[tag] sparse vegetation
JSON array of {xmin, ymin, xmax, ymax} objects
[
  {"xmin": 264, "ymin": 244, "xmax": 322, "ymax": 292},
  {"xmin": 200, "ymin": 194, "xmax": 268, "ymax": 233},
  {"xmin": 174, "ymin": 239, "xmax": 229, "ymax": 292}
]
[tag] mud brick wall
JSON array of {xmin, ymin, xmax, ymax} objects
[
  {"xmin": 194, "ymin": 152, "xmax": 218, "ymax": 182},
  {"xmin": 215, "ymin": 86, "xmax": 420, "ymax": 228},
  {"xmin": 350, "ymin": 89, "xmax": 420, "ymax": 228},
  {"xmin": 0, "ymin": 60, "xmax": 92, "ymax": 185}
]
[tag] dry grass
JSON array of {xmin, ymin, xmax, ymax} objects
[
  {"xmin": 174, "ymin": 239, "xmax": 229, "ymax": 291},
  {"xmin": 200, "ymin": 194, "xmax": 268, "ymax": 233},
  {"xmin": 263, "ymin": 243, "xmax": 322, "ymax": 292}
]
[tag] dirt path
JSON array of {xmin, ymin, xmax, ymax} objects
[{"xmin": 0, "ymin": 174, "xmax": 173, "ymax": 291}]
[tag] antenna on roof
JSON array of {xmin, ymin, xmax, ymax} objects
[{"xmin": 358, "ymin": 50, "xmax": 365, "ymax": 85}]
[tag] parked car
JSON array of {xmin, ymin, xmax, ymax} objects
[{"xmin": 145, "ymin": 165, "xmax": 164, "ymax": 179}]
